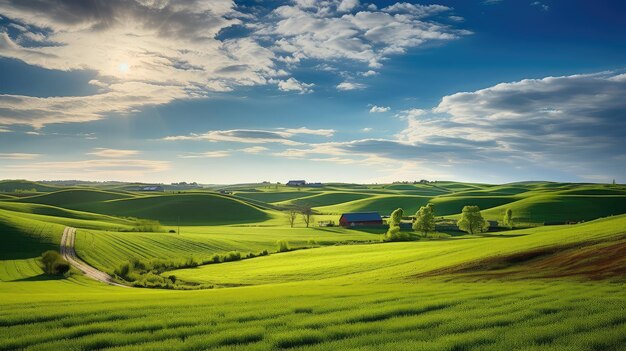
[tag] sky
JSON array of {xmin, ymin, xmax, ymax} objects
[{"xmin": 0, "ymin": 0, "xmax": 625, "ymax": 184}]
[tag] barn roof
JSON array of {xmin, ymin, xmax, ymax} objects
[{"xmin": 340, "ymin": 212, "xmax": 382, "ymax": 222}]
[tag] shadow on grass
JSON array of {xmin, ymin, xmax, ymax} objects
[{"xmin": 11, "ymin": 273, "xmax": 66, "ymax": 282}]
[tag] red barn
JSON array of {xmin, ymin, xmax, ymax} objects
[{"xmin": 339, "ymin": 212, "xmax": 383, "ymax": 227}]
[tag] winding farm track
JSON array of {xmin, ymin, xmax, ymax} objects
[{"xmin": 60, "ymin": 227, "xmax": 128, "ymax": 288}]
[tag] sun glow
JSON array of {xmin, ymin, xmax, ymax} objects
[{"xmin": 118, "ymin": 62, "xmax": 130, "ymax": 73}]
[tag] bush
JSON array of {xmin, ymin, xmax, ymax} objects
[
  {"xmin": 307, "ymin": 239, "xmax": 318, "ymax": 246},
  {"xmin": 40, "ymin": 250, "xmax": 70, "ymax": 275},
  {"xmin": 168, "ymin": 229, "xmax": 176, "ymax": 233},
  {"xmin": 277, "ymin": 240, "xmax": 290, "ymax": 252},
  {"xmin": 51, "ymin": 260, "xmax": 70, "ymax": 274},
  {"xmin": 224, "ymin": 251, "xmax": 241, "ymax": 262},
  {"xmin": 114, "ymin": 262, "xmax": 131, "ymax": 279},
  {"xmin": 260, "ymin": 249, "xmax": 269, "ymax": 256}
]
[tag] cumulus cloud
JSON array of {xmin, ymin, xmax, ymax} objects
[
  {"xmin": 337, "ymin": 82, "xmax": 366, "ymax": 91},
  {"xmin": 361, "ymin": 70, "xmax": 378, "ymax": 77},
  {"xmin": 257, "ymin": 1, "xmax": 469, "ymax": 69},
  {"xmin": 275, "ymin": 77, "xmax": 314, "ymax": 93},
  {"xmin": 88, "ymin": 148, "xmax": 140, "ymax": 158},
  {"xmin": 271, "ymin": 71, "xmax": 626, "ymax": 181},
  {"xmin": 396, "ymin": 108, "xmax": 426, "ymax": 119},
  {"xmin": 369, "ymin": 105, "xmax": 390, "ymax": 113},
  {"xmin": 0, "ymin": 0, "xmax": 468, "ymax": 127}
]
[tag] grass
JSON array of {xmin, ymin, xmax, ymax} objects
[
  {"xmin": 278, "ymin": 191, "xmax": 374, "ymax": 208},
  {"xmin": 0, "ymin": 179, "xmax": 64, "ymax": 193},
  {"xmin": 169, "ymin": 215, "xmax": 626, "ymax": 286},
  {"xmin": 73, "ymin": 226, "xmax": 379, "ymax": 275},
  {"xmin": 481, "ymin": 194, "xmax": 626, "ymax": 223},
  {"xmin": 1, "ymin": 180, "xmax": 625, "ymax": 350},
  {"xmin": 15, "ymin": 191, "xmax": 273, "ymax": 225},
  {"xmin": 0, "ymin": 279, "xmax": 623, "ymax": 350},
  {"xmin": 317, "ymin": 195, "xmax": 432, "ymax": 215}
]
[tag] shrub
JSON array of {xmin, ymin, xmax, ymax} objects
[
  {"xmin": 51, "ymin": 260, "xmax": 70, "ymax": 274},
  {"xmin": 114, "ymin": 262, "xmax": 131, "ymax": 279},
  {"xmin": 40, "ymin": 250, "xmax": 70, "ymax": 275},
  {"xmin": 168, "ymin": 229, "xmax": 176, "ymax": 233},
  {"xmin": 211, "ymin": 254, "xmax": 222, "ymax": 263},
  {"xmin": 260, "ymin": 249, "xmax": 269, "ymax": 256},
  {"xmin": 307, "ymin": 239, "xmax": 318, "ymax": 246},
  {"xmin": 168, "ymin": 275, "xmax": 177, "ymax": 283},
  {"xmin": 224, "ymin": 251, "xmax": 241, "ymax": 262},
  {"xmin": 277, "ymin": 240, "xmax": 290, "ymax": 252}
]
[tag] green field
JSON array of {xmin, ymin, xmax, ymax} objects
[{"xmin": 0, "ymin": 180, "xmax": 625, "ymax": 350}]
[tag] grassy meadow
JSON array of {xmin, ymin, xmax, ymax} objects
[{"xmin": 0, "ymin": 179, "xmax": 625, "ymax": 350}]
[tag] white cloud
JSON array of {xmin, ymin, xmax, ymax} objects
[
  {"xmin": 0, "ymin": 152, "xmax": 40, "ymax": 160},
  {"xmin": 258, "ymin": 1, "xmax": 469, "ymax": 69},
  {"xmin": 337, "ymin": 0, "xmax": 360, "ymax": 13},
  {"xmin": 397, "ymin": 108, "xmax": 426, "ymax": 119},
  {"xmin": 369, "ymin": 105, "xmax": 390, "ymax": 113},
  {"xmin": 240, "ymin": 146, "xmax": 268, "ymax": 154},
  {"xmin": 164, "ymin": 127, "xmax": 334, "ymax": 144},
  {"xmin": 280, "ymin": 127, "xmax": 335, "ymax": 137},
  {"xmin": 4, "ymin": 158, "xmax": 169, "ymax": 179},
  {"xmin": 337, "ymin": 82, "xmax": 366, "ymax": 91},
  {"xmin": 362, "ymin": 127, "xmax": 373, "ymax": 132},
  {"xmin": 361, "ymin": 70, "xmax": 378, "ymax": 77},
  {"xmin": 264, "ymin": 71, "xmax": 626, "ymax": 181},
  {"xmin": 0, "ymin": 82, "xmax": 189, "ymax": 128},
  {"xmin": 0, "ymin": 127, "xmax": 10, "ymax": 132},
  {"xmin": 88, "ymin": 148, "xmax": 140, "ymax": 158},
  {"xmin": 178, "ymin": 151, "xmax": 231, "ymax": 159},
  {"xmin": 275, "ymin": 77, "xmax": 314, "ymax": 94},
  {"xmin": 0, "ymin": 1, "xmax": 468, "ymax": 127}
]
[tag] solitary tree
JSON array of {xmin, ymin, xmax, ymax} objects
[
  {"xmin": 300, "ymin": 205, "xmax": 313, "ymax": 228},
  {"xmin": 413, "ymin": 203, "xmax": 435, "ymax": 235},
  {"xmin": 287, "ymin": 209, "xmax": 298, "ymax": 228},
  {"xmin": 384, "ymin": 208, "xmax": 409, "ymax": 241},
  {"xmin": 502, "ymin": 208, "xmax": 514, "ymax": 229},
  {"xmin": 457, "ymin": 205, "xmax": 489, "ymax": 235},
  {"xmin": 41, "ymin": 250, "xmax": 70, "ymax": 275}
]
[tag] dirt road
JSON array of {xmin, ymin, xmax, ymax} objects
[{"xmin": 60, "ymin": 227, "xmax": 128, "ymax": 288}]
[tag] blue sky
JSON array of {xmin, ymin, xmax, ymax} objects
[{"xmin": 0, "ymin": 0, "xmax": 625, "ymax": 184}]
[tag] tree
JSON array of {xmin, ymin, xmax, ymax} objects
[
  {"xmin": 457, "ymin": 205, "xmax": 489, "ymax": 235},
  {"xmin": 299, "ymin": 205, "xmax": 313, "ymax": 228},
  {"xmin": 503, "ymin": 208, "xmax": 514, "ymax": 229},
  {"xmin": 384, "ymin": 208, "xmax": 409, "ymax": 241},
  {"xmin": 287, "ymin": 209, "xmax": 298, "ymax": 228},
  {"xmin": 413, "ymin": 203, "xmax": 435, "ymax": 235},
  {"xmin": 41, "ymin": 250, "xmax": 70, "ymax": 275}
]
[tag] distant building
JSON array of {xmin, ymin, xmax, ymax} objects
[
  {"xmin": 139, "ymin": 185, "xmax": 164, "ymax": 192},
  {"xmin": 339, "ymin": 212, "xmax": 383, "ymax": 227},
  {"xmin": 286, "ymin": 180, "xmax": 306, "ymax": 187}
]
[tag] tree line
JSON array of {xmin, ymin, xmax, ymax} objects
[{"xmin": 385, "ymin": 204, "xmax": 515, "ymax": 241}]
